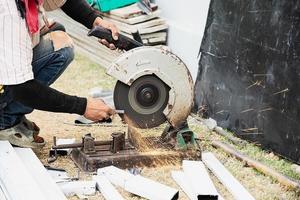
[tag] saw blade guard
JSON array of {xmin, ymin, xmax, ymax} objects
[{"xmin": 108, "ymin": 46, "xmax": 194, "ymax": 128}]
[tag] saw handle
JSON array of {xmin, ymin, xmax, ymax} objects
[{"xmin": 88, "ymin": 26, "xmax": 143, "ymax": 51}]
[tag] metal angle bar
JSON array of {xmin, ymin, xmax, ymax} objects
[
  {"xmin": 202, "ymin": 152, "xmax": 255, "ymax": 200},
  {"xmin": 93, "ymin": 175, "xmax": 124, "ymax": 200},
  {"xmin": 0, "ymin": 141, "xmax": 47, "ymax": 200},
  {"xmin": 182, "ymin": 160, "xmax": 219, "ymax": 200},
  {"xmin": 14, "ymin": 148, "xmax": 67, "ymax": 200},
  {"xmin": 171, "ymin": 171, "xmax": 198, "ymax": 200},
  {"xmin": 57, "ymin": 181, "xmax": 96, "ymax": 197},
  {"xmin": 97, "ymin": 166, "xmax": 179, "ymax": 200}
]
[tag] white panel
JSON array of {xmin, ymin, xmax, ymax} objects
[
  {"xmin": 171, "ymin": 171, "xmax": 198, "ymax": 200},
  {"xmin": 58, "ymin": 181, "xmax": 96, "ymax": 197},
  {"xmin": 0, "ymin": 141, "xmax": 47, "ymax": 200},
  {"xmin": 93, "ymin": 175, "xmax": 124, "ymax": 200},
  {"xmin": 182, "ymin": 160, "xmax": 219, "ymax": 198},
  {"xmin": 202, "ymin": 152, "xmax": 255, "ymax": 200},
  {"xmin": 98, "ymin": 166, "xmax": 178, "ymax": 200},
  {"xmin": 14, "ymin": 148, "xmax": 67, "ymax": 200}
]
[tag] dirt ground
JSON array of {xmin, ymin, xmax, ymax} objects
[{"xmin": 28, "ymin": 53, "xmax": 300, "ymax": 200}]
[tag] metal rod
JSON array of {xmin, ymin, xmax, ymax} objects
[
  {"xmin": 212, "ymin": 141, "xmax": 300, "ymax": 190},
  {"xmin": 115, "ymin": 110, "xmax": 125, "ymax": 114},
  {"xmin": 52, "ymin": 140, "xmax": 112, "ymax": 150}
]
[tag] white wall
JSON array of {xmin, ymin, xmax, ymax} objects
[{"xmin": 154, "ymin": 0, "xmax": 211, "ymax": 82}]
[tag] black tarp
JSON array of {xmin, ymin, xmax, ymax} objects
[{"xmin": 195, "ymin": 0, "xmax": 300, "ymax": 163}]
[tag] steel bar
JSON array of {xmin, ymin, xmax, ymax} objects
[
  {"xmin": 212, "ymin": 141, "xmax": 300, "ymax": 190},
  {"xmin": 52, "ymin": 141, "xmax": 112, "ymax": 150}
]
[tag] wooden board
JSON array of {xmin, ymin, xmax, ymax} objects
[
  {"xmin": 102, "ymin": 10, "xmax": 162, "ymax": 25},
  {"xmin": 105, "ymin": 16, "xmax": 168, "ymax": 36},
  {"xmin": 122, "ymin": 31, "xmax": 167, "ymax": 40},
  {"xmin": 121, "ymin": 31, "xmax": 166, "ymax": 45},
  {"xmin": 103, "ymin": 17, "xmax": 166, "ymax": 32},
  {"xmin": 115, "ymin": 22, "xmax": 168, "ymax": 35},
  {"xmin": 109, "ymin": 3, "xmax": 158, "ymax": 19}
]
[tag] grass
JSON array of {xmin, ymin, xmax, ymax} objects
[{"xmin": 217, "ymin": 129, "xmax": 300, "ymax": 181}]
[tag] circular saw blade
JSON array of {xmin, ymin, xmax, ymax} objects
[{"xmin": 114, "ymin": 75, "xmax": 170, "ymax": 129}]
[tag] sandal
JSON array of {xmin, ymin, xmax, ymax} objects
[
  {"xmin": 21, "ymin": 117, "xmax": 40, "ymax": 134},
  {"xmin": 0, "ymin": 121, "xmax": 45, "ymax": 148}
]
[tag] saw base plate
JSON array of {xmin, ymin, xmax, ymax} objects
[{"xmin": 71, "ymin": 129, "xmax": 200, "ymax": 172}]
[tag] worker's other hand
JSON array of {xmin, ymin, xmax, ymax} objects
[
  {"xmin": 93, "ymin": 17, "xmax": 119, "ymax": 50},
  {"xmin": 84, "ymin": 98, "xmax": 115, "ymax": 121}
]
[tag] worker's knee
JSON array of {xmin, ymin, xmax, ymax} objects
[
  {"xmin": 47, "ymin": 31, "xmax": 74, "ymax": 52},
  {"xmin": 48, "ymin": 30, "xmax": 75, "ymax": 65},
  {"xmin": 59, "ymin": 46, "xmax": 75, "ymax": 66}
]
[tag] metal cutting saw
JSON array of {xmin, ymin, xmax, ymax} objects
[{"xmin": 88, "ymin": 26, "xmax": 194, "ymax": 130}]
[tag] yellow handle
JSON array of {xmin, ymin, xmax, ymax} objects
[{"xmin": 0, "ymin": 85, "xmax": 4, "ymax": 94}]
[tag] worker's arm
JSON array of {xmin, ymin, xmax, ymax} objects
[
  {"xmin": 61, "ymin": 0, "xmax": 119, "ymax": 49},
  {"xmin": 8, "ymin": 80, "xmax": 114, "ymax": 121},
  {"xmin": 60, "ymin": 0, "xmax": 102, "ymax": 29}
]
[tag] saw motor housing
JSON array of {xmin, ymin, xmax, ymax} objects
[
  {"xmin": 88, "ymin": 26, "xmax": 194, "ymax": 129},
  {"xmin": 109, "ymin": 46, "xmax": 194, "ymax": 128}
]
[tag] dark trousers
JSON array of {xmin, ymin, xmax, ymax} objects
[{"xmin": 0, "ymin": 24, "xmax": 74, "ymax": 129}]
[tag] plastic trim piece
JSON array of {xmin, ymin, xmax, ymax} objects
[
  {"xmin": 93, "ymin": 175, "xmax": 124, "ymax": 200},
  {"xmin": 98, "ymin": 166, "xmax": 179, "ymax": 200},
  {"xmin": 202, "ymin": 152, "xmax": 255, "ymax": 200}
]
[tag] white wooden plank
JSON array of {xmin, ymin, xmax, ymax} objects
[
  {"xmin": 202, "ymin": 153, "xmax": 255, "ymax": 200},
  {"xmin": 46, "ymin": 168, "xmax": 70, "ymax": 183},
  {"xmin": 138, "ymin": 24, "xmax": 168, "ymax": 34},
  {"xmin": 14, "ymin": 148, "xmax": 67, "ymax": 200},
  {"xmin": 109, "ymin": 3, "xmax": 158, "ymax": 19},
  {"xmin": 0, "ymin": 141, "xmax": 47, "ymax": 200},
  {"xmin": 107, "ymin": 17, "xmax": 167, "ymax": 35},
  {"xmin": 98, "ymin": 166, "xmax": 179, "ymax": 200},
  {"xmin": 148, "ymin": 37, "xmax": 166, "ymax": 43},
  {"xmin": 122, "ymin": 31, "xmax": 167, "ymax": 40},
  {"xmin": 0, "ymin": 184, "xmax": 8, "ymax": 200},
  {"xmin": 171, "ymin": 171, "xmax": 198, "ymax": 200},
  {"xmin": 93, "ymin": 175, "xmax": 124, "ymax": 200},
  {"xmin": 141, "ymin": 32, "xmax": 167, "ymax": 39},
  {"xmin": 58, "ymin": 181, "xmax": 96, "ymax": 197},
  {"xmin": 182, "ymin": 160, "xmax": 219, "ymax": 199},
  {"xmin": 0, "ymin": 182, "xmax": 9, "ymax": 200},
  {"xmin": 104, "ymin": 17, "xmax": 166, "ymax": 31},
  {"xmin": 135, "ymin": 18, "xmax": 166, "ymax": 29},
  {"xmin": 102, "ymin": 10, "xmax": 162, "ymax": 25}
]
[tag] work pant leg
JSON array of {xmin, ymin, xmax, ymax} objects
[{"xmin": 0, "ymin": 26, "xmax": 74, "ymax": 129}]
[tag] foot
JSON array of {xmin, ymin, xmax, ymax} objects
[{"xmin": 0, "ymin": 119, "xmax": 45, "ymax": 148}]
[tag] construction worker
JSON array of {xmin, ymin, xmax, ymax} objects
[{"xmin": 0, "ymin": 0, "xmax": 119, "ymax": 148}]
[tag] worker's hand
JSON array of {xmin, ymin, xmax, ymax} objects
[
  {"xmin": 93, "ymin": 17, "xmax": 119, "ymax": 50},
  {"xmin": 84, "ymin": 98, "xmax": 115, "ymax": 121}
]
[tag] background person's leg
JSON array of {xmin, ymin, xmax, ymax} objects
[{"xmin": 0, "ymin": 29, "xmax": 74, "ymax": 129}]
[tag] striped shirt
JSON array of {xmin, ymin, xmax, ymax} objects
[{"xmin": 0, "ymin": 0, "xmax": 65, "ymax": 85}]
